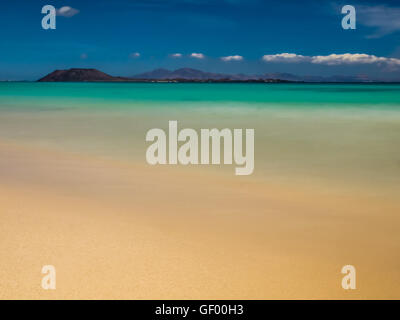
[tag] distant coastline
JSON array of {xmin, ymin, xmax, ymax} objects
[
  {"xmin": 35, "ymin": 68, "xmax": 400, "ymax": 83},
  {"xmin": 37, "ymin": 68, "xmax": 294, "ymax": 83}
]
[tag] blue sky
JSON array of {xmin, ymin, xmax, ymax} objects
[{"xmin": 1, "ymin": 0, "xmax": 400, "ymax": 80}]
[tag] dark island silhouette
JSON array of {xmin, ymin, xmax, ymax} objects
[{"xmin": 38, "ymin": 68, "xmax": 128, "ymax": 82}]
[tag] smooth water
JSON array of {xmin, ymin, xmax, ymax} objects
[
  {"xmin": 0, "ymin": 82, "xmax": 400, "ymax": 110},
  {"xmin": 0, "ymin": 82, "xmax": 400, "ymax": 192}
]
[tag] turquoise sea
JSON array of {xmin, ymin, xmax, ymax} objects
[
  {"xmin": 0, "ymin": 82, "xmax": 400, "ymax": 109},
  {"xmin": 0, "ymin": 82, "xmax": 399, "ymax": 191}
]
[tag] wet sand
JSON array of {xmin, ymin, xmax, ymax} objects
[{"xmin": 1, "ymin": 140, "xmax": 400, "ymax": 299}]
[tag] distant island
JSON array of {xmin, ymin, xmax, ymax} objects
[
  {"xmin": 38, "ymin": 69, "xmax": 130, "ymax": 82},
  {"xmin": 37, "ymin": 68, "xmax": 382, "ymax": 83}
]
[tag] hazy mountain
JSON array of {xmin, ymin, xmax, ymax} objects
[
  {"xmin": 133, "ymin": 68, "xmax": 376, "ymax": 82},
  {"xmin": 133, "ymin": 68, "xmax": 233, "ymax": 80},
  {"xmin": 133, "ymin": 68, "xmax": 174, "ymax": 79}
]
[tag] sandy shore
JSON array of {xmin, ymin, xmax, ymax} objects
[{"xmin": 1, "ymin": 139, "xmax": 399, "ymax": 299}]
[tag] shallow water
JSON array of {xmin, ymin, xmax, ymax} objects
[{"xmin": 0, "ymin": 82, "xmax": 399, "ymax": 193}]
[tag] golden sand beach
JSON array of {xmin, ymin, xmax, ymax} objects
[{"xmin": 1, "ymin": 137, "xmax": 399, "ymax": 299}]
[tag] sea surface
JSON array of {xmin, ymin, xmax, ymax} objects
[
  {"xmin": 1, "ymin": 82, "xmax": 400, "ymax": 109},
  {"xmin": 0, "ymin": 82, "xmax": 399, "ymax": 192}
]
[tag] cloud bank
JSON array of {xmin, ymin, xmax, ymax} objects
[
  {"xmin": 262, "ymin": 53, "xmax": 400, "ymax": 67},
  {"xmin": 262, "ymin": 53, "xmax": 308, "ymax": 63}
]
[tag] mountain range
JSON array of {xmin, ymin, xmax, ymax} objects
[{"xmin": 132, "ymin": 68, "xmax": 376, "ymax": 82}]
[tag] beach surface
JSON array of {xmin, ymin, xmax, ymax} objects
[{"xmin": 1, "ymin": 83, "xmax": 400, "ymax": 299}]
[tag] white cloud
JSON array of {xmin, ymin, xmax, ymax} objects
[
  {"xmin": 262, "ymin": 53, "xmax": 309, "ymax": 63},
  {"xmin": 56, "ymin": 6, "xmax": 79, "ymax": 17},
  {"xmin": 262, "ymin": 53, "xmax": 400, "ymax": 67},
  {"xmin": 130, "ymin": 52, "xmax": 140, "ymax": 58},
  {"xmin": 221, "ymin": 55, "xmax": 244, "ymax": 62},
  {"xmin": 170, "ymin": 53, "xmax": 183, "ymax": 58},
  {"xmin": 311, "ymin": 53, "xmax": 399, "ymax": 65},
  {"xmin": 190, "ymin": 53, "xmax": 205, "ymax": 59}
]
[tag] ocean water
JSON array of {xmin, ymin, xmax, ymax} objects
[
  {"xmin": 0, "ymin": 82, "xmax": 400, "ymax": 192},
  {"xmin": 1, "ymin": 82, "xmax": 400, "ymax": 109}
]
